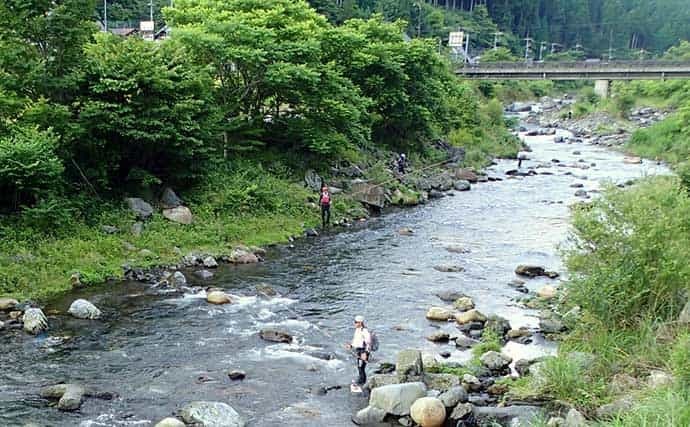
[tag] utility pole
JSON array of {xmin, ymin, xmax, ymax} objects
[
  {"xmin": 416, "ymin": 3, "xmax": 422, "ymax": 38},
  {"xmin": 539, "ymin": 41, "xmax": 547, "ymax": 61},
  {"xmin": 103, "ymin": 0, "xmax": 107, "ymax": 32},
  {"xmin": 492, "ymin": 31, "xmax": 503, "ymax": 50},
  {"xmin": 523, "ymin": 37, "xmax": 533, "ymax": 62},
  {"xmin": 149, "ymin": 0, "xmax": 154, "ymax": 25},
  {"xmin": 608, "ymin": 28, "xmax": 614, "ymax": 60},
  {"xmin": 464, "ymin": 32, "xmax": 471, "ymax": 63}
]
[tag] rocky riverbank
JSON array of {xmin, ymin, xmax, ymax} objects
[{"xmin": 345, "ymin": 96, "xmax": 675, "ymax": 427}]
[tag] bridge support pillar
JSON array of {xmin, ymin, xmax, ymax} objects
[{"xmin": 594, "ymin": 80, "xmax": 611, "ymax": 99}]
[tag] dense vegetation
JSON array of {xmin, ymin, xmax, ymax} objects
[
  {"xmin": 0, "ymin": 0, "xmax": 519, "ymax": 300},
  {"xmin": 99, "ymin": 1, "xmax": 689, "ymax": 60}
]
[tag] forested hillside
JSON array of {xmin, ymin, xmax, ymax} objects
[{"xmin": 99, "ymin": 1, "xmax": 690, "ymax": 58}]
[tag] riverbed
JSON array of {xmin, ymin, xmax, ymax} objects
[{"xmin": 0, "ymin": 129, "xmax": 668, "ymax": 426}]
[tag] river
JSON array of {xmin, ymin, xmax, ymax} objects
[{"xmin": 0, "ymin": 128, "xmax": 668, "ymax": 426}]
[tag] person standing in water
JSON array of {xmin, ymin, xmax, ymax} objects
[
  {"xmin": 319, "ymin": 185, "xmax": 331, "ymax": 228},
  {"xmin": 345, "ymin": 315, "xmax": 372, "ymax": 390}
]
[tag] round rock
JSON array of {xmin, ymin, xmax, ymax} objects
[
  {"xmin": 410, "ymin": 397, "xmax": 446, "ymax": 427},
  {"xmin": 207, "ymin": 291, "xmax": 231, "ymax": 305},
  {"xmin": 68, "ymin": 299, "xmax": 102, "ymax": 320}
]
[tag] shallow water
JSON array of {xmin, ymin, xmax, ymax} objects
[{"xmin": 0, "ymin": 130, "xmax": 668, "ymax": 426}]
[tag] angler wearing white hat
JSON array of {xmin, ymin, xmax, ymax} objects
[{"xmin": 345, "ymin": 315, "xmax": 373, "ymax": 391}]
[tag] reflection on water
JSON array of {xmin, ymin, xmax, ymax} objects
[{"xmin": 0, "ymin": 132, "xmax": 668, "ymax": 426}]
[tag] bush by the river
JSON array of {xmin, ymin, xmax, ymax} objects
[{"xmin": 513, "ymin": 177, "xmax": 690, "ymax": 420}]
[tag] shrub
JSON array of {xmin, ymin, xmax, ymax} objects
[
  {"xmin": 566, "ymin": 178, "xmax": 690, "ymax": 329},
  {"xmin": 0, "ymin": 126, "xmax": 64, "ymax": 211},
  {"xmin": 670, "ymin": 333, "xmax": 690, "ymax": 386}
]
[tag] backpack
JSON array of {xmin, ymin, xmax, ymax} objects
[
  {"xmin": 369, "ymin": 330, "xmax": 379, "ymax": 352},
  {"xmin": 321, "ymin": 191, "xmax": 330, "ymax": 205}
]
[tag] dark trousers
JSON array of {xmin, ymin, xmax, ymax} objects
[
  {"xmin": 355, "ymin": 348, "xmax": 368, "ymax": 385},
  {"xmin": 321, "ymin": 204, "xmax": 330, "ymax": 227}
]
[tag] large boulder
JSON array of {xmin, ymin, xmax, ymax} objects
[
  {"xmin": 207, "ymin": 291, "xmax": 231, "ymax": 305},
  {"xmin": 369, "ymin": 382, "xmax": 427, "ymax": 416},
  {"xmin": 162, "ymin": 206, "xmax": 193, "ymax": 225},
  {"xmin": 540, "ymin": 317, "xmax": 566, "ymax": 334},
  {"xmin": 438, "ymin": 386, "xmax": 468, "ymax": 408},
  {"xmin": 171, "ymin": 271, "xmax": 187, "ymax": 286},
  {"xmin": 259, "ymin": 329, "xmax": 293, "ymax": 343},
  {"xmin": 472, "ymin": 405, "xmax": 542, "ymax": 423},
  {"xmin": 352, "ymin": 405, "xmax": 387, "ymax": 425},
  {"xmin": 537, "ymin": 285, "xmax": 557, "ymax": 299},
  {"xmin": 453, "ymin": 297, "xmax": 474, "ymax": 312},
  {"xmin": 155, "ymin": 418, "xmax": 185, "ymax": 427},
  {"xmin": 424, "ymin": 373, "xmax": 460, "ymax": 391},
  {"xmin": 180, "ymin": 401, "xmax": 246, "ymax": 427},
  {"xmin": 436, "ymin": 291, "xmax": 466, "ymax": 302},
  {"xmin": 426, "ymin": 307, "xmax": 454, "ymax": 321},
  {"xmin": 480, "ymin": 351, "xmax": 512, "ymax": 371},
  {"xmin": 455, "ymin": 309, "xmax": 487, "ymax": 325},
  {"xmin": 426, "ymin": 331, "xmax": 450, "ymax": 342},
  {"xmin": 449, "ymin": 403, "xmax": 473, "ymax": 421},
  {"xmin": 484, "ymin": 315, "xmax": 511, "ymax": 337},
  {"xmin": 455, "ymin": 336, "xmax": 479, "ymax": 349},
  {"xmin": 596, "ymin": 396, "xmax": 634, "ymax": 419},
  {"xmin": 410, "ymin": 397, "xmax": 446, "ymax": 427},
  {"xmin": 515, "ymin": 265, "xmax": 558, "ymax": 278},
  {"xmin": 23, "ymin": 308, "xmax": 48, "ymax": 335},
  {"xmin": 564, "ymin": 408, "xmax": 587, "ymax": 427},
  {"xmin": 453, "ymin": 169, "xmax": 479, "ymax": 183},
  {"xmin": 41, "ymin": 384, "xmax": 85, "ymax": 411},
  {"xmin": 160, "ymin": 187, "xmax": 183, "ymax": 209},
  {"xmin": 125, "ymin": 197, "xmax": 154, "ymax": 220},
  {"xmin": 304, "ymin": 170, "xmax": 323, "ymax": 191},
  {"xmin": 396, "ymin": 350, "xmax": 424, "ymax": 381},
  {"xmin": 679, "ymin": 300, "xmax": 690, "ymax": 324},
  {"xmin": 203, "ymin": 256, "xmax": 219, "ymax": 268},
  {"xmin": 367, "ymin": 374, "xmax": 400, "ymax": 390},
  {"xmin": 454, "ymin": 180, "xmax": 471, "ymax": 192},
  {"xmin": 68, "ymin": 299, "xmax": 102, "ymax": 320},
  {"xmin": 0, "ymin": 297, "xmax": 18, "ymax": 311},
  {"xmin": 230, "ymin": 248, "xmax": 259, "ymax": 264},
  {"xmin": 352, "ymin": 181, "xmax": 386, "ymax": 209}
]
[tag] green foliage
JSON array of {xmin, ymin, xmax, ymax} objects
[
  {"xmin": 481, "ymin": 47, "xmax": 517, "ymax": 63},
  {"xmin": 670, "ymin": 333, "xmax": 690, "ymax": 386},
  {"xmin": 604, "ymin": 387, "xmax": 690, "ymax": 427},
  {"xmin": 472, "ymin": 329, "xmax": 502, "ymax": 357},
  {"xmin": 628, "ymin": 114, "xmax": 689, "ymax": 165},
  {"xmin": 566, "ymin": 178, "xmax": 690, "ymax": 328},
  {"xmin": 527, "ymin": 355, "xmax": 608, "ymax": 412},
  {"xmin": 0, "ymin": 127, "xmax": 64, "ymax": 210},
  {"xmin": 71, "ymin": 33, "xmax": 220, "ymax": 190},
  {"xmin": 166, "ymin": 0, "xmax": 370, "ymax": 155}
]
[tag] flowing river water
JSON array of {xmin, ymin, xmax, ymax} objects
[{"xmin": 0, "ymin": 128, "xmax": 668, "ymax": 427}]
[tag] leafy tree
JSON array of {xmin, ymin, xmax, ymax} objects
[
  {"xmin": 166, "ymin": 0, "xmax": 371, "ymax": 155},
  {"xmin": 0, "ymin": 0, "xmax": 97, "ymax": 100},
  {"xmin": 70, "ymin": 33, "xmax": 220, "ymax": 190}
]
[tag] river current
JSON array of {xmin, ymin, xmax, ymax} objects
[{"xmin": 0, "ymin": 129, "xmax": 668, "ymax": 426}]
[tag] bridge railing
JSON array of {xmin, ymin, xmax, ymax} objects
[{"xmin": 460, "ymin": 60, "xmax": 690, "ymax": 70}]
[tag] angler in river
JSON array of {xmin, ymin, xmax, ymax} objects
[
  {"xmin": 319, "ymin": 184, "xmax": 332, "ymax": 228},
  {"xmin": 345, "ymin": 315, "xmax": 372, "ymax": 393}
]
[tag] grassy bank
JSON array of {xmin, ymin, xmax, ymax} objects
[
  {"xmin": 504, "ymin": 177, "xmax": 690, "ymax": 424},
  {"xmin": 0, "ymin": 121, "xmax": 519, "ymax": 302}
]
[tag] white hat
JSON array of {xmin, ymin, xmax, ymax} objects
[{"xmin": 354, "ymin": 315, "xmax": 365, "ymax": 323}]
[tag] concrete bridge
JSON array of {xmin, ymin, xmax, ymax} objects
[{"xmin": 456, "ymin": 60, "xmax": 690, "ymax": 97}]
